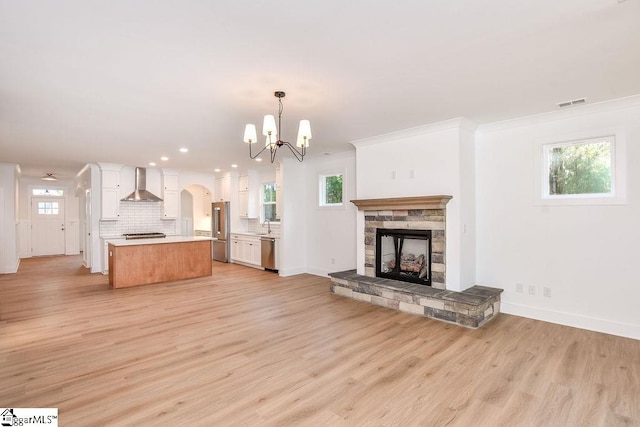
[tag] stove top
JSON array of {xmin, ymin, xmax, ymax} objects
[{"xmin": 123, "ymin": 232, "xmax": 167, "ymax": 240}]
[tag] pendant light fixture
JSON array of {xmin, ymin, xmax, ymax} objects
[{"xmin": 243, "ymin": 91, "xmax": 311, "ymax": 163}]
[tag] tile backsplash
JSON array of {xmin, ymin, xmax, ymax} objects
[
  {"xmin": 100, "ymin": 202, "xmax": 177, "ymax": 238},
  {"xmin": 247, "ymin": 218, "xmax": 281, "ymax": 238}
]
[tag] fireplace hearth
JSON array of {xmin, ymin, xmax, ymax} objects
[
  {"xmin": 332, "ymin": 195, "xmax": 504, "ymax": 328},
  {"xmin": 376, "ymin": 228, "xmax": 431, "ymax": 286}
]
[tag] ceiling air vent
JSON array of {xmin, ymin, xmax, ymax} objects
[{"xmin": 557, "ymin": 97, "xmax": 587, "ymax": 108}]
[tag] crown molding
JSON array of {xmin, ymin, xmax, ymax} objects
[
  {"xmin": 477, "ymin": 93, "xmax": 640, "ymax": 134},
  {"xmin": 350, "ymin": 117, "xmax": 477, "ymax": 149}
]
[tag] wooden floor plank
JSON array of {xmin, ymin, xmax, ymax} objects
[{"xmin": 1, "ymin": 255, "xmax": 639, "ymax": 426}]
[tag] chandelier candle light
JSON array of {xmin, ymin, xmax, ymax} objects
[{"xmin": 243, "ymin": 91, "xmax": 311, "ymax": 163}]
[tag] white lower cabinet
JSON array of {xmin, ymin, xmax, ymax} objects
[{"xmin": 230, "ymin": 234, "xmax": 262, "ymax": 267}]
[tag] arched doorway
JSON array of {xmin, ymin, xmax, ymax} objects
[{"xmin": 181, "ymin": 184, "xmax": 212, "ymax": 236}]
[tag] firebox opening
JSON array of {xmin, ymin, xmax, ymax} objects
[{"xmin": 375, "ymin": 228, "xmax": 432, "ymax": 286}]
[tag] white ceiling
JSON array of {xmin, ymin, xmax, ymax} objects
[{"xmin": 1, "ymin": 0, "xmax": 639, "ymax": 179}]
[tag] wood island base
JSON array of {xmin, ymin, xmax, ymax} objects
[{"xmin": 108, "ymin": 240, "xmax": 212, "ymax": 288}]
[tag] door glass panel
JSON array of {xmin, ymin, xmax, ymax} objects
[{"xmin": 38, "ymin": 201, "xmax": 60, "ymax": 215}]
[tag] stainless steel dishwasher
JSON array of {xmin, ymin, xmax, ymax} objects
[{"xmin": 260, "ymin": 237, "xmax": 276, "ymax": 271}]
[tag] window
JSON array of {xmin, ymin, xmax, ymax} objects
[
  {"xmin": 535, "ymin": 129, "xmax": 626, "ymax": 207},
  {"xmin": 319, "ymin": 173, "xmax": 344, "ymax": 207},
  {"xmin": 262, "ymin": 182, "xmax": 278, "ymax": 221},
  {"xmin": 542, "ymin": 136, "xmax": 614, "ymax": 198},
  {"xmin": 32, "ymin": 188, "xmax": 64, "ymax": 196},
  {"xmin": 37, "ymin": 201, "xmax": 59, "ymax": 215}
]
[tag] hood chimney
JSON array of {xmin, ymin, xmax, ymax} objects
[{"xmin": 121, "ymin": 167, "xmax": 163, "ymax": 202}]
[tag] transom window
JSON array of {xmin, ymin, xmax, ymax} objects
[{"xmin": 32, "ymin": 188, "xmax": 64, "ymax": 196}]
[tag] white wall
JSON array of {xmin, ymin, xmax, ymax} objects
[
  {"xmin": 303, "ymin": 151, "xmax": 358, "ymax": 277},
  {"xmin": 89, "ymin": 164, "xmax": 102, "ymax": 273},
  {"xmin": 459, "ymin": 125, "xmax": 477, "ymax": 287},
  {"xmin": 476, "ymin": 95, "xmax": 640, "ymax": 340},
  {"xmin": 351, "ymin": 119, "xmax": 477, "ymax": 292},
  {"xmin": 0, "ymin": 187, "xmax": 4, "ymax": 271},
  {"xmin": 0, "ymin": 163, "xmax": 19, "ymax": 273},
  {"xmin": 279, "ymin": 158, "xmax": 307, "ymax": 276}
]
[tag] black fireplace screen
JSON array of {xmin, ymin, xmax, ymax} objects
[{"xmin": 376, "ymin": 228, "xmax": 431, "ymax": 286}]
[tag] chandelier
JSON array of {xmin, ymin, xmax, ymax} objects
[{"xmin": 243, "ymin": 91, "xmax": 311, "ymax": 163}]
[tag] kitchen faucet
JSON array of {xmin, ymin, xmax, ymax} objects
[{"xmin": 263, "ymin": 219, "xmax": 271, "ymax": 234}]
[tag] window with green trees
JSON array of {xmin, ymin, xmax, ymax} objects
[
  {"xmin": 263, "ymin": 182, "xmax": 278, "ymax": 221},
  {"xmin": 544, "ymin": 136, "xmax": 613, "ymax": 197},
  {"xmin": 319, "ymin": 173, "xmax": 343, "ymax": 206}
]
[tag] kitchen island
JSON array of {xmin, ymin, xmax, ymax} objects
[{"xmin": 107, "ymin": 236, "xmax": 213, "ymax": 288}]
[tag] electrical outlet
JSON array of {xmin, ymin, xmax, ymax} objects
[
  {"xmin": 515, "ymin": 283, "xmax": 523, "ymax": 293},
  {"xmin": 528, "ymin": 285, "xmax": 536, "ymax": 296},
  {"xmin": 543, "ymin": 287, "xmax": 551, "ymax": 298}
]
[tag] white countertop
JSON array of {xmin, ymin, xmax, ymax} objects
[
  {"xmin": 230, "ymin": 231, "xmax": 279, "ymax": 239},
  {"xmin": 105, "ymin": 236, "xmax": 214, "ymax": 247}
]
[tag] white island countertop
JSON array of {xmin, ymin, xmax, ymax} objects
[{"xmin": 106, "ymin": 236, "xmax": 215, "ymax": 247}]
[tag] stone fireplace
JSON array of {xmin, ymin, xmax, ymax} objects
[
  {"xmin": 329, "ymin": 195, "xmax": 503, "ymax": 329},
  {"xmin": 356, "ymin": 195, "xmax": 450, "ymax": 289}
]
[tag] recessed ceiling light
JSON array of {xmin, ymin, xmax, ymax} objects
[
  {"xmin": 214, "ymin": 168, "xmax": 221, "ymax": 172},
  {"xmin": 231, "ymin": 164, "xmax": 238, "ymax": 168},
  {"xmin": 179, "ymin": 148, "xmax": 188, "ymax": 153},
  {"xmin": 161, "ymin": 156, "xmax": 169, "ymax": 161},
  {"xmin": 255, "ymin": 158, "xmax": 262, "ymax": 162},
  {"xmin": 149, "ymin": 162, "xmax": 156, "ymax": 166}
]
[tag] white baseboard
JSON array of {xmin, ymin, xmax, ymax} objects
[
  {"xmin": 502, "ymin": 301, "xmax": 640, "ymax": 341},
  {"xmin": 278, "ymin": 267, "xmax": 307, "ymax": 277},
  {"xmin": 305, "ymin": 267, "xmax": 330, "ymax": 278},
  {"xmin": 0, "ymin": 260, "xmax": 19, "ymax": 274}
]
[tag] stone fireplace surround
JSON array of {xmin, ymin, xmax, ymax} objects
[
  {"xmin": 330, "ymin": 195, "xmax": 503, "ymax": 328},
  {"xmin": 360, "ymin": 196, "xmax": 449, "ymax": 289}
]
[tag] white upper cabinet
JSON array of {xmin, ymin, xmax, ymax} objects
[
  {"xmin": 238, "ymin": 170, "xmax": 259, "ymax": 218},
  {"xmin": 162, "ymin": 169, "xmax": 180, "ymax": 219},
  {"xmin": 215, "ymin": 176, "xmax": 230, "ymax": 202},
  {"xmin": 99, "ymin": 163, "xmax": 123, "ymax": 220}
]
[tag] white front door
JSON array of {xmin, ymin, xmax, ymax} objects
[{"xmin": 31, "ymin": 197, "xmax": 65, "ymax": 256}]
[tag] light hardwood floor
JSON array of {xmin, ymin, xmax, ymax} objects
[{"xmin": 1, "ymin": 256, "xmax": 639, "ymax": 426}]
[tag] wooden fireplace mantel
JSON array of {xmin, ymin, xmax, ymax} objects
[{"xmin": 351, "ymin": 195, "xmax": 452, "ymax": 211}]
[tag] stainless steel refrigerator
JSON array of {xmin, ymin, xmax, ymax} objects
[{"xmin": 212, "ymin": 201, "xmax": 230, "ymax": 262}]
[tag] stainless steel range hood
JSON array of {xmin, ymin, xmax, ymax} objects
[{"xmin": 121, "ymin": 167, "xmax": 163, "ymax": 202}]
